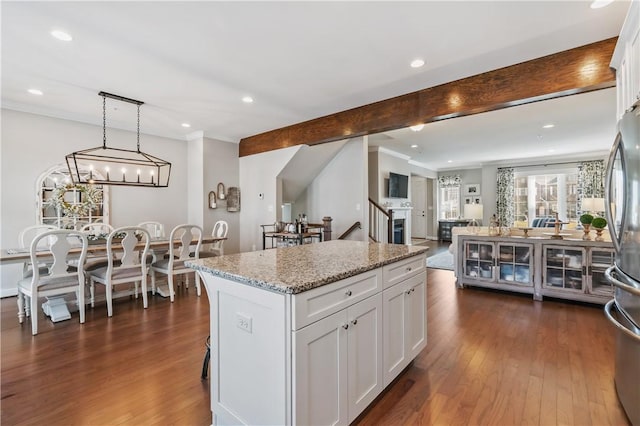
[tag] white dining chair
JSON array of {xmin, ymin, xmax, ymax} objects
[
  {"xmin": 17, "ymin": 229, "xmax": 89, "ymax": 335},
  {"xmin": 88, "ymin": 227, "xmax": 151, "ymax": 317},
  {"xmin": 200, "ymin": 220, "xmax": 228, "ymax": 258},
  {"xmin": 137, "ymin": 221, "xmax": 165, "ymax": 238},
  {"xmin": 18, "ymin": 224, "xmax": 58, "ymax": 276},
  {"xmin": 150, "ymin": 224, "xmax": 203, "ymax": 302}
]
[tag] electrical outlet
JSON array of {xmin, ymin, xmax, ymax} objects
[{"xmin": 236, "ymin": 313, "xmax": 252, "ymax": 333}]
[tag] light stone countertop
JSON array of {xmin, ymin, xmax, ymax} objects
[{"xmin": 186, "ymin": 240, "xmax": 429, "ymax": 294}]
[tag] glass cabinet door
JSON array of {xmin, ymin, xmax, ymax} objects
[
  {"xmin": 464, "ymin": 242, "xmax": 494, "ymax": 280},
  {"xmin": 497, "ymin": 243, "xmax": 533, "ymax": 286},
  {"xmin": 589, "ymin": 249, "xmax": 615, "ymax": 296},
  {"xmin": 543, "ymin": 246, "xmax": 584, "ymax": 291}
]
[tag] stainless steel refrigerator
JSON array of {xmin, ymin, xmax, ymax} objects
[{"xmin": 604, "ymin": 102, "xmax": 640, "ymax": 426}]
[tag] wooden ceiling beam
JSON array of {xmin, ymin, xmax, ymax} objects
[{"xmin": 239, "ymin": 37, "xmax": 617, "ymax": 157}]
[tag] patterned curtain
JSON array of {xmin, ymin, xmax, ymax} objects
[
  {"xmin": 496, "ymin": 167, "xmax": 515, "ymax": 226},
  {"xmin": 438, "ymin": 174, "xmax": 461, "ymax": 188},
  {"xmin": 577, "ymin": 160, "xmax": 605, "ymax": 212}
]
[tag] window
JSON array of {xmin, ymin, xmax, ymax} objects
[
  {"xmin": 439, "ymin": 185, "xmax": 461, "ymax": 220},
  {"xmin": 514, "ymin": 171, "xmax": 578, "ymax": 226}
]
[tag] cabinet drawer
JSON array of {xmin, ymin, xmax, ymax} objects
[
  {"xmin": 292, "ymin": 269, "xmax": 382, "ymax": 330},
  {"xmin": 383, "ymin": 254, "xmax": 425, "ymax": 289}
]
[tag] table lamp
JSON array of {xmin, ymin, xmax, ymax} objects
[
  {"xmin": 582, "ymin": 197, "xmax": 605, "ymax": 214},
  {"xmin": 464, "ymin": 203, "xmax": 483, "ymax": 234}
]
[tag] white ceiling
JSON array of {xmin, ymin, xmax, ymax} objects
[{"xmin": 0, "ymin": 1, "xmax": 630, "ymax": 170}]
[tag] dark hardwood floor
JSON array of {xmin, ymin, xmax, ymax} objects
[{"xmin": 1, "ymin": 269, "xmax": 630, "ymax": 425}]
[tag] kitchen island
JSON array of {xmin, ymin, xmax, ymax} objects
[{"xmin": 187, "ymin": 240, "xmax": 428, "ymax": 426}]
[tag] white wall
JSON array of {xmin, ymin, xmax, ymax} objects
[
  {"xmin": 238, "ymin": 146, "xmax": 301, "ymax": 252},
  {"xmin": 302, "ymin": 138, "xmax": 367, "ymax": 241},
  {"xmin": 0, "ymin": 109, "xmax": 190, "ymax": 296}
]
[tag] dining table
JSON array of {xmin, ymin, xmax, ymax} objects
[{"xmin": 1, "ymin": 235, "xmax": 226, "ymax": 322}]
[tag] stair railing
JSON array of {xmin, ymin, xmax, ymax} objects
[{"xmin": 368, "ymin": 198, "xmax": 391, "ymax": 243}]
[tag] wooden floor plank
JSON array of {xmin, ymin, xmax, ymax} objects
[{"xmin": 1, "ymin": 266, "xmax": 631, "ymax": 425}]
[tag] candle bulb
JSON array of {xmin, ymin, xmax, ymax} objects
[
  {"xmin": 89, "ymin": 165, "xmax": 93, "ymax": 180},
  {"xmin": 150, "ymin": 170, "xmax": 154, "ymax": 185},
  {"xmin": 121, "ymin": 168, "xmax": 127, "ymax": 182},
  {"xmin": 137, "ymin": 169, "xmax": 141, "ymax": 183},
  {"xmin": 105, "ymin": 166, "xmax": 110, "ymax": 181}
]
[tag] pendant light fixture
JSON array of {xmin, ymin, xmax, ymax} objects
[{"xmin": 66, "ymin": 91, "xmax": 171, "ymax": 187}]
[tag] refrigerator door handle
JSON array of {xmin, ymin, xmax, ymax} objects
[
  {"xmin": 605, "ymin": 265, "xmax": 640, "ymax": 296},
  {"xmin": 604, "ymin": 300, "xmax": 640, "ymax": 342},
  {"xmin": 604, "ymin": 133, "xmax": 625, "ymax": 254}
]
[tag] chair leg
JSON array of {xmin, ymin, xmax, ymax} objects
[
  {"xmin": 77, "ymin": 285, "xmax": 85, "ymax": 324},
  {"xmin": 195, "ymin": 272, "xmax": 201, "ymax": 297},
  {"xmin": 25, "ymin": 295, "xmax": 31, "ymax": 317},
  {"xmin": 150, "ymin": 270, "xmax": 156, "ymax": 295},
  {"xmin": 185, "ymin": 273, "xmax": 189, "ymax": 289},
  {"xmin": 168, "ymin": 273, "xmax": 175, "ymax": 302},
  {"xmin": 141, "ymin": 276, "xmax": 148, "ymax": 309},
  {"xmin": 17, "ymin": 291, "xmax": 25, "ymax": 323},
  {"xmin": 90, "ymin": 280, "xmax": 95, "ymax": 308},
  {"xmin": 30, "ymin": 293, "xmax": 38, "ymax": 335},
  {"xmin": 106, "ymin": 282, "xmax": 113, "ymax": 317},
  {"xmin": 134, "ymin": 280, "xmax": 139, "ymax": 299}
]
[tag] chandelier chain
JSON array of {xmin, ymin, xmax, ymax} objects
[
  {"xmin": 137, "ymin": 104, "xmax": 140, "ymax": 152},
  {"xmin": 102, "ymin": 94, "xmax": 107, "ymax": 149}
]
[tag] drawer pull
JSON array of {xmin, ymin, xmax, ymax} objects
[
  {"xmin": 345, "ymin": 290, "xmax": 352, "ymax": 296},
  {"xmin": 351, "ymin": 319, "xmax": 358, "ymax": 326},
  {"xmin": 342, "ymin": 324, "xmax": 349, "ymax": 329},
  {"xmin": 406, "ymin": 266, "xmax": 412, "ymax": 272}
]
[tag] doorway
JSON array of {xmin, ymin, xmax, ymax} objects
[{"xmin": 411, "ymin": 176, "xmax": 435, "ymax": 240}]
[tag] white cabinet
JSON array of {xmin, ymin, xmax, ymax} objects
[
  {"xmin": 197, "ymin": 251, "xmax": 427, "ymax": 426},
  {"xmin": 382, "ymin": 270, "xmax": 426, "ymax": 386},
  {"xmin": 611, "ymin": 0, "xmax": 640, "ymax": 118},
  {"xmin": 293, "ymin": 294, "xmax": 383, "ymax": 425}
]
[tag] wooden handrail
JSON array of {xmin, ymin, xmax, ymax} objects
[
  {"xmin": 338, "ymin": 222, "xmax": 361, "ymax": 240},
  {"xmin": 368, "ymin": 198, "xmax": 390, "ymax": 218}
]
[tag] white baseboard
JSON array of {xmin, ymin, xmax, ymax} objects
[{"xmin": 1, "ymin": 288, "xmax": 18, "ymax": 298}]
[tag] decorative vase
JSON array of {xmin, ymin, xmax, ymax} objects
[
  {"xmin": 594, "ymin": 227, "xmax": 605, "ymax": 241},
  {"xmin": 582, "ymin": 223, "xmax": 591, "ymax": 240}
]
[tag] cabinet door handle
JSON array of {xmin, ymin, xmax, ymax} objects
[
  {"xmin": 411, "ymin": 288, "xmax": 416, "ymax": 293},
  {"xmin": 345, "ymin": 290, "xmax": 352, "ymax": 296},
  {"xmin": 351, "ymin": 319, "xmax": 358, "ymax": 326},
  {"xmin": 342, "ymin": 324, "xmax": 349, "ymax": 329},
  {"xmin": 406, "ymin": 290, "xmax": 412, "ymax": 295}
]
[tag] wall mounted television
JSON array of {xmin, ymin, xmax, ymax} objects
[{"xmin": 388, "ymin": 172, "xmax": 409, "ymax": 198}]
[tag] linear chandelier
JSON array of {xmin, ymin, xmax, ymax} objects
[{"xmin": 66, "ymin": 91, "xmax": 171, "ymax": 187}]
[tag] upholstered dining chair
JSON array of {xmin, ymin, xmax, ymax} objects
[
  {"xmin": 18, "ymin": 224, "xmax": 58, "ymax": 277},
  {"xmin": 17, "ymin": 229, "xmax": 89, "ymax": 335},
  {"xmin": 150, "ymin": 224, "xmax": 203, "ymax": 302},
  {"xmin": 88, "ymin": 227, "xmax": 151, "ymax": 317},
  {"xmin": 199, "ymin": 220, "xmax": 228, "ymax": 258}
]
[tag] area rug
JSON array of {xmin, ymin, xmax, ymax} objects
[{"xmin": 426, "ymin": 251, "xmax": 454, "ymax": 271}]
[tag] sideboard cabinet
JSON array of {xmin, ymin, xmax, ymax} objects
[{"xmin": 457, "ymin": 235, "xmax": 614, "ymax": 305}]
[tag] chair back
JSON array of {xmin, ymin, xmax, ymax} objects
[
  {"xmin": 169, "ymin": 224, "xmax": 203, "ymax": 260},
  {"xmin": 210, "ymin": 220, "xmax": 228, "ymax": 252},
  {"xmin": 19, "ymin": 225, "xmax": 58, "ymax": 248},
  {"xmin": 80, "ymin": 223, "xmax": 115, "ymax": 236},
  {"xmin": 137, "ymin": 221, "xmax": 165, "ymax": 238},
  {"xmin": 28, "ymin": 230, "xmax": 88, "ymax": 284},
  {"xmin": 105, "ymin": 227, "xmax": 151, "ymax": 274}
]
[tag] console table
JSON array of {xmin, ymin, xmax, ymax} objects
[{"xmin": 438, "ymin": 219, "xmax": 468, "ymax": 242}]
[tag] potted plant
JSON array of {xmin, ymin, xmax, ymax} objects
[
  {"xmin": 579, "ymin": 213, "xmax": 594, "ymax": 240},
  {"xmin": 591, "ymin": 217, "xmax": 608, "ymax": 241}
]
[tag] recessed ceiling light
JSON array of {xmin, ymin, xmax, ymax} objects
[
  {"xmin": 410, "ymin": 124, "xmax": 424, "ymax": 132},
  {"xmin": 447, "ymin": 160, "xmax": 453, "ymax": 163},
  {"xmin": 27, "ymin": 88, "xmax": 43, "ymax": 96},
  {"xmin": 410, "ymin": 59, "xmax": 425, "ymax": 68},
  {"xmin": 242, "ymin": 96, "xmax": 254, "ymax": 103},
  {"xmin": 181, "ymin": 123, "xmax": 191, "ymax": 128},
  {"xmin": 590, "ymin": 0, "xmax": 614, "ymax": 9},
  {"xmin": 51, "ymin": 30, "xmax": 72, "ymax": 41},
  {"xmin": 543, "ymin": 123, "xmax": 555, "ymax": 129},
  {"xmin": 548, "ymin": 149, "xmax": 555, "ymax": 153},
  {"xmin": 411, "ymin": 144, "xmax": 418, "ymax": 148}
]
